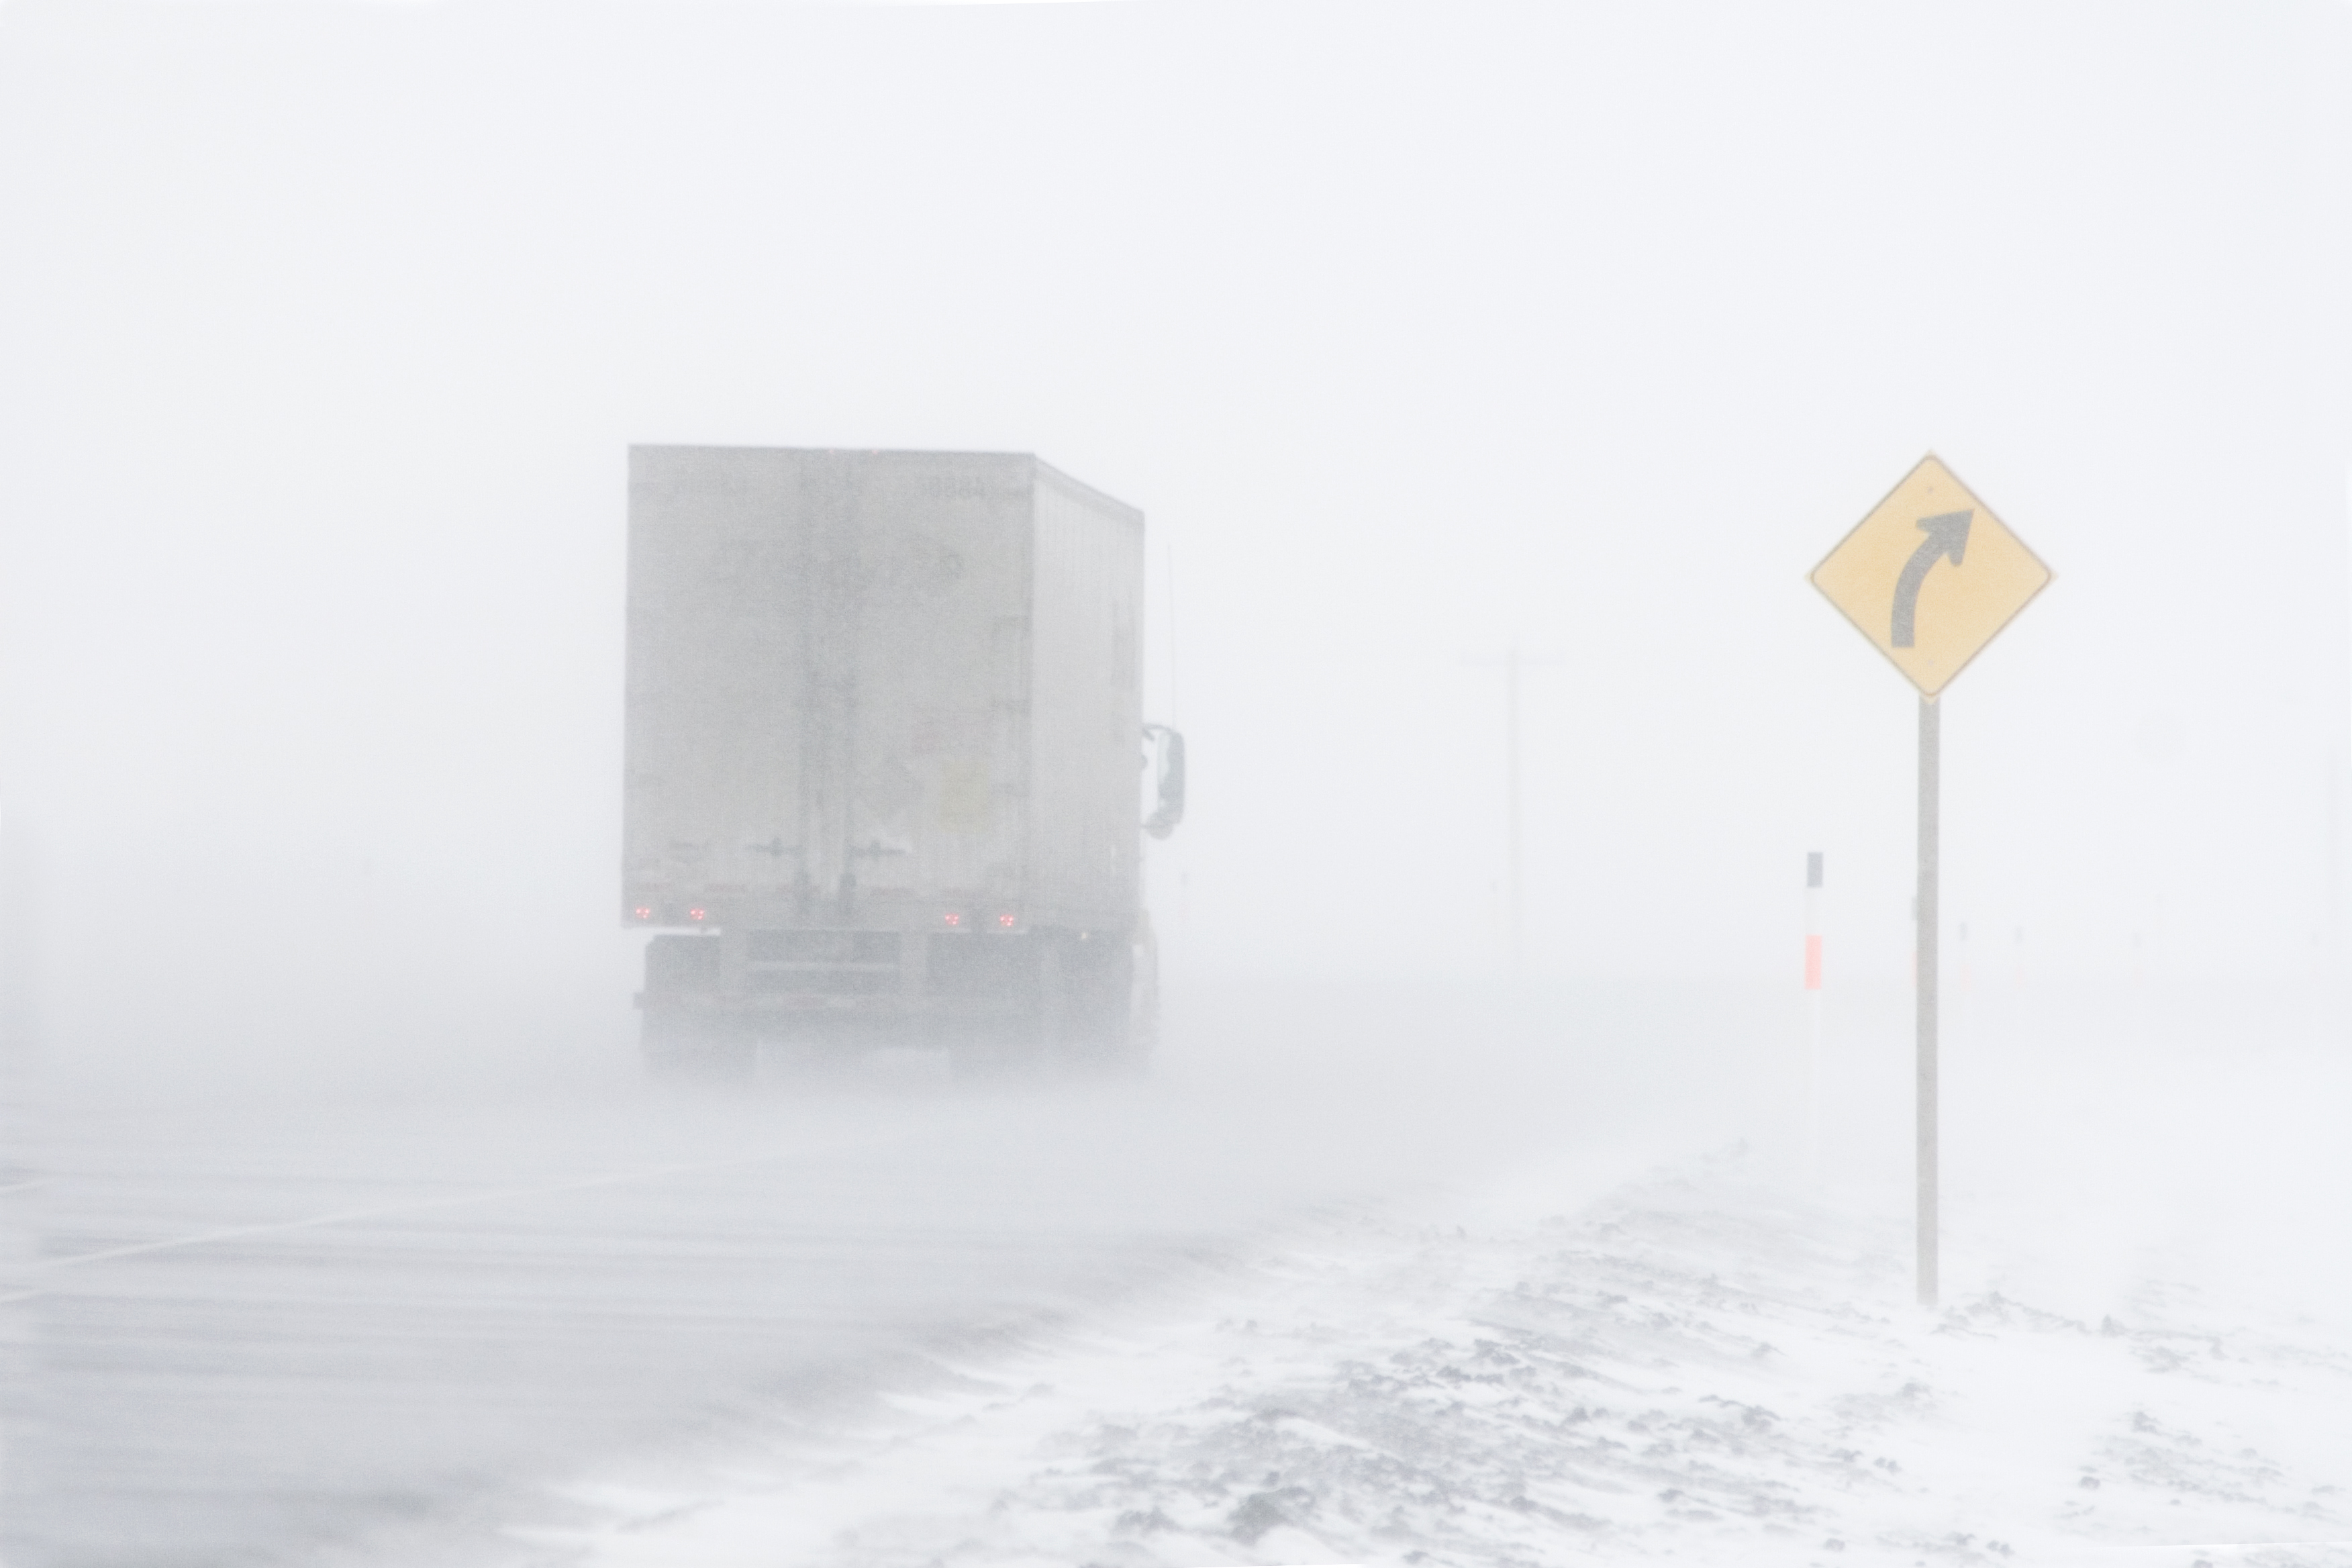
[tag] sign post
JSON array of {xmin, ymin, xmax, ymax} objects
[
  {"xmin": 1804, "ymin": 850, "xmax": 1825, "ymax": 1180},
  {"xmin": 1915, "ymin": 694, "xmax": 1939, "ymax": 1303},
  {"xmin": 1810, "ymin": 455, "xmax": 2050, "ymax": 1307}
]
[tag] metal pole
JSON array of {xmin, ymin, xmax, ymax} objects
[
  {"xmin": 1916, "ymin": 694, "xmax": 1941, "ymax": 1307},
  {"xmin": 1506, "ymin": 641, "xmax": 1522, "ymax": 977},
  {"xmin": 1804, "ymin": 851, "xmax": 1824, "ymax": 1181}
]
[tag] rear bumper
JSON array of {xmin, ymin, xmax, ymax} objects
[{"xmin": 633, "ymin": 990, "xmax": 1028, "ymax": 1020}]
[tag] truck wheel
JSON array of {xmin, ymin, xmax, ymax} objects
[
  {"xmin": 640, "ymin": 1009, "xmax": 755, "ymax": 1081},
  {"xmin": 1057, "ymin": 932, "xmax": 1142, "ymax": 1076},
  {"xmin": 1112, "ymin": 926, "xmax": 1157, "ymax": 1076},
  {"xmin": 1037, "ymin": 938, "xmax": 1071, "ymax": 1055}
]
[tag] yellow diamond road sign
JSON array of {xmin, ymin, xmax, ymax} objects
[{"xmin": 1811, "ymin": 455, "xmax": 2051, "ymax": 697}]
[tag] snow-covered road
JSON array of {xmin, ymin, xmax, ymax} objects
[
  {"xmin": 0, "ymin": 982, "xmax": 1764, "ymax": 1566},
  {"xmin": 536, "ymin": 1153, "xmax": 2352, "ymax": 1568},
  {"xmin": 7, "ymin": 981, "xmax": 2343, "ymax": 1568},
  {"xmin": 532, "ymin": 990, "xmax": 2352, "ymax": 1568}
]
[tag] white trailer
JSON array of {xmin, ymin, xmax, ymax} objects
[{"xmin": 622, "ymin": 446, "xmax": 1181, "ymax": 1073}]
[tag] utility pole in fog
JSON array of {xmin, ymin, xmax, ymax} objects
[
  {"xmin": 1469, "ymin": 640, "xmax": 1557, "ymax": 977},
  {"xmin": 1506, "ymin": 641, "xmax": 1521, "ymax": 975}
]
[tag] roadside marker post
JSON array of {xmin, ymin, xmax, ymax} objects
[{"xmin": 1810, "ymin": 455, "xmax": 2051, "ymax": 1307}]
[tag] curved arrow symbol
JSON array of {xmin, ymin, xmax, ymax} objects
[{"xmin": 1892, "ymin": 510, "xmax": 1972, "ymax": 648}]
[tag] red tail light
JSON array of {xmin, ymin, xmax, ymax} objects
[
  {"xmin": 996, "ymin": 912, "xmax": 1017, "ymax": 928},
  {"xmin": 687, "ymin": 907, "xmax": 706, "ymax": 922},
  {"xmin": 943, "ymin": 912, "xmax": 963, "ymax": 927}
]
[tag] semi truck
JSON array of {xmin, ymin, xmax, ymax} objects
[{"xmin": 622, "ymin": 446, "xmax": 1183, "ymax": 1075}]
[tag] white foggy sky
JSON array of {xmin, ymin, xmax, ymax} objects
[{"xmin": 1, "ymin": 1, "xmax": 2347, "ymax": 1065}]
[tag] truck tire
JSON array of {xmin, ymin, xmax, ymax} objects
[
  {"xmin": 944, "ymin": 930, "xmax": 1143, "ymax": 1082},
  {"xmin": 638, "ymin": 934, "xmax": 751, "ymax": 1079},
  {"xmin": 1118, "ymin": 924, "xmax": 1158, "ymax": 1076},
  {"xmin": 640, "ymin": 1007, "xmax": 755, "ymax": 1081},
  {"xmin": 1059, "ymin": 931, "xmax": 1142, "ymax": 1076}
]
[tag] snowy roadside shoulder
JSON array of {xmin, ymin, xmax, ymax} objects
[{"xmin": 521, "ymin": 1154, "xmax": 2352, "ymax": 1568}]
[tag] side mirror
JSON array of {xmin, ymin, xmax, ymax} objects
[{"xmin": 1142, "ymin": 724, "xmax": 1185, "ymax": 839}]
